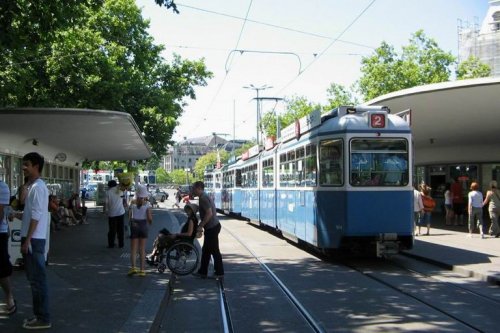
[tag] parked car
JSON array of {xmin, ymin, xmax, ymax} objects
[{"xmin": 152, "ymin": 188, "xmax": 169, "ymax": 202}]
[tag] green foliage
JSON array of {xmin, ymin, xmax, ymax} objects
[
  {"xmin": 324, "ymin": 83, "xmax": 360, "ymax": 111},
  {"xmin": 358, "ymin": 30, "xmax": 455, "ymax": 100},
  {"xmin": 261, "ymin": 95, "xmax": 321, "ymax": 137},
  {"xmin": 169, "ymin": 168, "xmax": 191, "ymax": 185},
  {"xmin": 193, "ymin": 150, "xmax": 229, "ymax": 179},
  {"xmin": 233, "ymin": 141, "xmax": 255, "ymax": 157},
  {"xmin": 0, "ymin": 0, "xmax": 212, "ymax": 159},
  {"xmin": 155, "ymin": 167, "xmax": 170, "ymax": 183},
  {"xmin": 456, "ymin": 55, "xmax": 491, "ymax": 80}
]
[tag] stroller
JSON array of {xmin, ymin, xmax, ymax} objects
[{"xmin": 146, "ymin": 228, "xmax": 199, "ymax": 275}]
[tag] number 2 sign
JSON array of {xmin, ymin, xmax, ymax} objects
[{"xmin": 370, "ymin": 113, "xmax": 386, "ymax": 128}]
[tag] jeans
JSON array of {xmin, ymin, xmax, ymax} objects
[
  {"xmin": 468, "ymin": 207, "xmax": 483, "ymax": 234},
  {"xmin": 108, "ymin": 214, "xmax": 125, "ymax": 247},
  {"xmin": 198, "ymin": 223, "xmax": 224, "ymax": 276},
  {"xmin": 22, "ymin": 238, "xmax": 50, "ymax": 323}
]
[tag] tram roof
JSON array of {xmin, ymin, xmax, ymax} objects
[
  {"xmin": 365, "ymin": 77, "xmax": 500, "ymax": 165},
  {"xmin": 0, "ymin": 108, "xmax": 152, "ymax": 166}
]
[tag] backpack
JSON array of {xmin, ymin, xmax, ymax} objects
[{"xmin": 422, "ymin": 195, "xmax": 436, "ymax": 212}]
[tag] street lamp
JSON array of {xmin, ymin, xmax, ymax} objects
[{"xmin": 243, "ymin": 84, "xmax": 272, "ymax": 148}]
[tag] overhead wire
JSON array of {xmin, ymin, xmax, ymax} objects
[
  {"xmin": 277, "ymin": 0, "xmax": 377, "ymax": 95},
  {"xmin": 177, "ymin": 3, "xmax": 376, "ymax": 50},
  {"xmin": 185, "ymin": 0, "xmax": 254, "ymax": 136}
]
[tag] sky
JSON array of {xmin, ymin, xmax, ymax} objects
[{"xmin": 136, "ymin": 0, "xmax": 489, "ymax": 143}]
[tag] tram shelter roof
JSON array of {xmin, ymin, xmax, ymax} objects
[
  {"xmin": 365, "ymin": 77, "xmax": 500, "ymax": 165},
  {"xmin": 0, "ymin": 108, "xmax": 152, "ymax": 166}
]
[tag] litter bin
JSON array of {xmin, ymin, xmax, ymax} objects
[{"xmin": 9, "ymin": 215, "xmax": 50, "ymax": 266}]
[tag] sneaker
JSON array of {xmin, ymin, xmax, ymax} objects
[
  {"xmin": 137, "ymin": 270, "xmax": 146, "ymax": 277},
  {"xmin": 213, "ymin": 274, "xmax": 224, "ymax": 280},
  {"xmin": 23, "ymin": 317, "xmax": 37, "ymax": 325},
  {"xmin": 22, "ymin": 319, "xmax": 52, "ymax": 329},
  {"xmin": 127, "ymin": 268, "xmax": 138, "ymax": 276}
]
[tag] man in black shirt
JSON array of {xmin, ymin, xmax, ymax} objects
[{"xmin": 192, "ymin": 181, "xmax": 224, "ymax": 279}]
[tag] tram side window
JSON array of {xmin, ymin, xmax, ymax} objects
[
  {"xmin": 215, "ymin": 173, "xmax": 222, "ymax": 189},
  {"xmin": 319, "ymin": 140, "xmax": 343, "ymax": 186},
  {"xmin": 304, "ymin": 144, "xmax": 317, "ymax": 186},
  {"xmin": 235, "ymin": 169, "xmax": 242, "ymax": 187},
  {"xmin": 350, "ymin": 138, "xmax": 408, "ymax": 186},
  {"xmin": 262, "ymin": 158, "xmax": 274, "ymax": 188},
  {"xmin": 241, "ymin": 164, "xmax": 258, "ymax": 188}
]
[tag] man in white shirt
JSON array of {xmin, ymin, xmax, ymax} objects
[
  {"xmin": 105, "ymin": 180, "xmax": 125, "ymax": 248},
  {"xmin": 19, "ymin": 152, "xmax": 51, "ymax": 329}
]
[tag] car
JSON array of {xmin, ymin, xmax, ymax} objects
[
  {"xmin": 152, "ymin": 188, "xmax": 169, "ymax": 202},
  {"xmin": 178, "ymin": 185, "xmax": 192, "ymax": 197}
]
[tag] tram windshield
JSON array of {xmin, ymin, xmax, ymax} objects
[{"xmin": 350, "ymin": 138, "xmax": 409, "ymax": 187}]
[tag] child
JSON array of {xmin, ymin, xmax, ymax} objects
[
  {"xmin": 128, "ymin": 185, "xmax": 153, "ymax": 276},
  {"xmin": 468, "ymin": 182, "xmax": 484, "ymax": 238},
  {"xmin": 419, "ymin": 184, "xmax": 436, "ymax": 236}
]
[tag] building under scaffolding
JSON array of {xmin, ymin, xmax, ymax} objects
[{"xmin": 458, "ymin": 0, "xmax": 500, "ymax": 77}]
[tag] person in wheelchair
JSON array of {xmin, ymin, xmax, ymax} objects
[{"xmin": 147, "ymin": 203, "xmax": 199, "ymax": 265}]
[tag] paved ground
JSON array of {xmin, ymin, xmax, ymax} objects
[{"xmin": 1, "ymin": 197, "xmax": 499, "ymax": 332}]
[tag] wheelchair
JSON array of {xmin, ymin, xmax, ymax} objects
[{"xmin": 157, "ymin": 239, "xmax": 199, "ymax": 276}]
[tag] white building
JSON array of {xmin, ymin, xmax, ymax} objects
[{"xmin": 459, "ymin": 0, "xmax": 500, "ymax": 77}]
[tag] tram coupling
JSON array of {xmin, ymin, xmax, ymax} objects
[{"xmin": 376, "ymin": 233, "xmax": 399, "ymax": 257}]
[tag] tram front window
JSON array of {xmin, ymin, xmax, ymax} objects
[{"xmin": 350, "ymin": 138, "xmax": 408, "ymax": 187}]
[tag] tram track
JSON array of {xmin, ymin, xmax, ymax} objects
[
  {"xmin": 156, "ymin": 216, "xmax": 500, "ymax": 332},
  {"xmin": 224, "ymin": 226, "xmax": 326, "ymax": 333}
]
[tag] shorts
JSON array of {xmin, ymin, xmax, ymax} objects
[
  {"xmin": 130, "ymin": 219, "xmax": 148, "ymax": 239},
  {"xmin": 0, "ymin": 233, "xmax": 13, "ymax": 278}
]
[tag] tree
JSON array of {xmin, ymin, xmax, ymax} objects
[
  {"xmin": 193, "ymin": 150, "xmax": 229, "ymax": 180},
  {"xmin": 0, "ymin": 0, "xmax": 212, "ymax": 159},
  {"xmin": 358, "ymin": 30, "xmax": 455, "ymax": 100},
  {"xmin": 261, "ymin": 95, "xmax": 321, "ymax": 137},
  {"xmin": 155, "ymin": 167, "xmax": 170, "ymax": 183},
  {"xmin": 324, "ymin": 83, "xmax": 360, "ymax": 111},
  {"xmin": 456, "ymin": 55, "xmax": 491, "ymax": 80},
  {"xmin": 169, "ymin": 169, "xmax": 190, "ymax": 185}
]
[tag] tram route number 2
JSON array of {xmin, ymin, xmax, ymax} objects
[{"xmin": 370, "ymin": 113, "xmax": 386, "ymax": 128}]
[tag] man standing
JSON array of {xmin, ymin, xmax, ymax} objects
[
  {"xmin": 19, "ymin": 152, "xmax": 51, "ymax": 329},
  {"xmin": 0, "ymin": 180, "xmax": 16, "ymax": 315},
  {"xmin": 192, "ymin": 181, "xmax": 224, "ymax": 279},
  {"xmin": 105, "ymin": 180, "xmax": 125, "ymax": 248}
]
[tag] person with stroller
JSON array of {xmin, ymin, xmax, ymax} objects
[
  {"xmin": 127, "ymin": 185, "xmax": 153, "ymax": 277},
  {"xmin": 147, "ymin": 203, "xmax": 199, "ymax": 265}
]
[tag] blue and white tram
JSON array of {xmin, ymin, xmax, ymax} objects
[{"xmin": 210, "ymin": 105, "xmax": 413, "ymax": 256}]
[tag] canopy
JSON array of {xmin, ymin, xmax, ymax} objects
[
  {"xmin": 0, "ymin": 108, "xmax": 152, "ymax": 166},
  {"xmin": 365, "ymin": 77, "xmax": 500, "ymax": 165}
]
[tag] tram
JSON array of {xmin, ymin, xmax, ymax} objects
[{"xmin": 205, "ymin": 105, "xmax": 413, "ymax": 256}]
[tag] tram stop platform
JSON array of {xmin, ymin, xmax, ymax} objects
[
  {"xmin": 403, "ymin": 216, "xmax": 500, "ymax": 285},
  {"xmin": 1, "ymin": 205, "xmax": 500, "ymax": 332}
]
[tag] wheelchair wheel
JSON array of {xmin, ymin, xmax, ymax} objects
[{"xmin": 165, "ymin": 241, "xmax": 199, "ymax": 276}]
